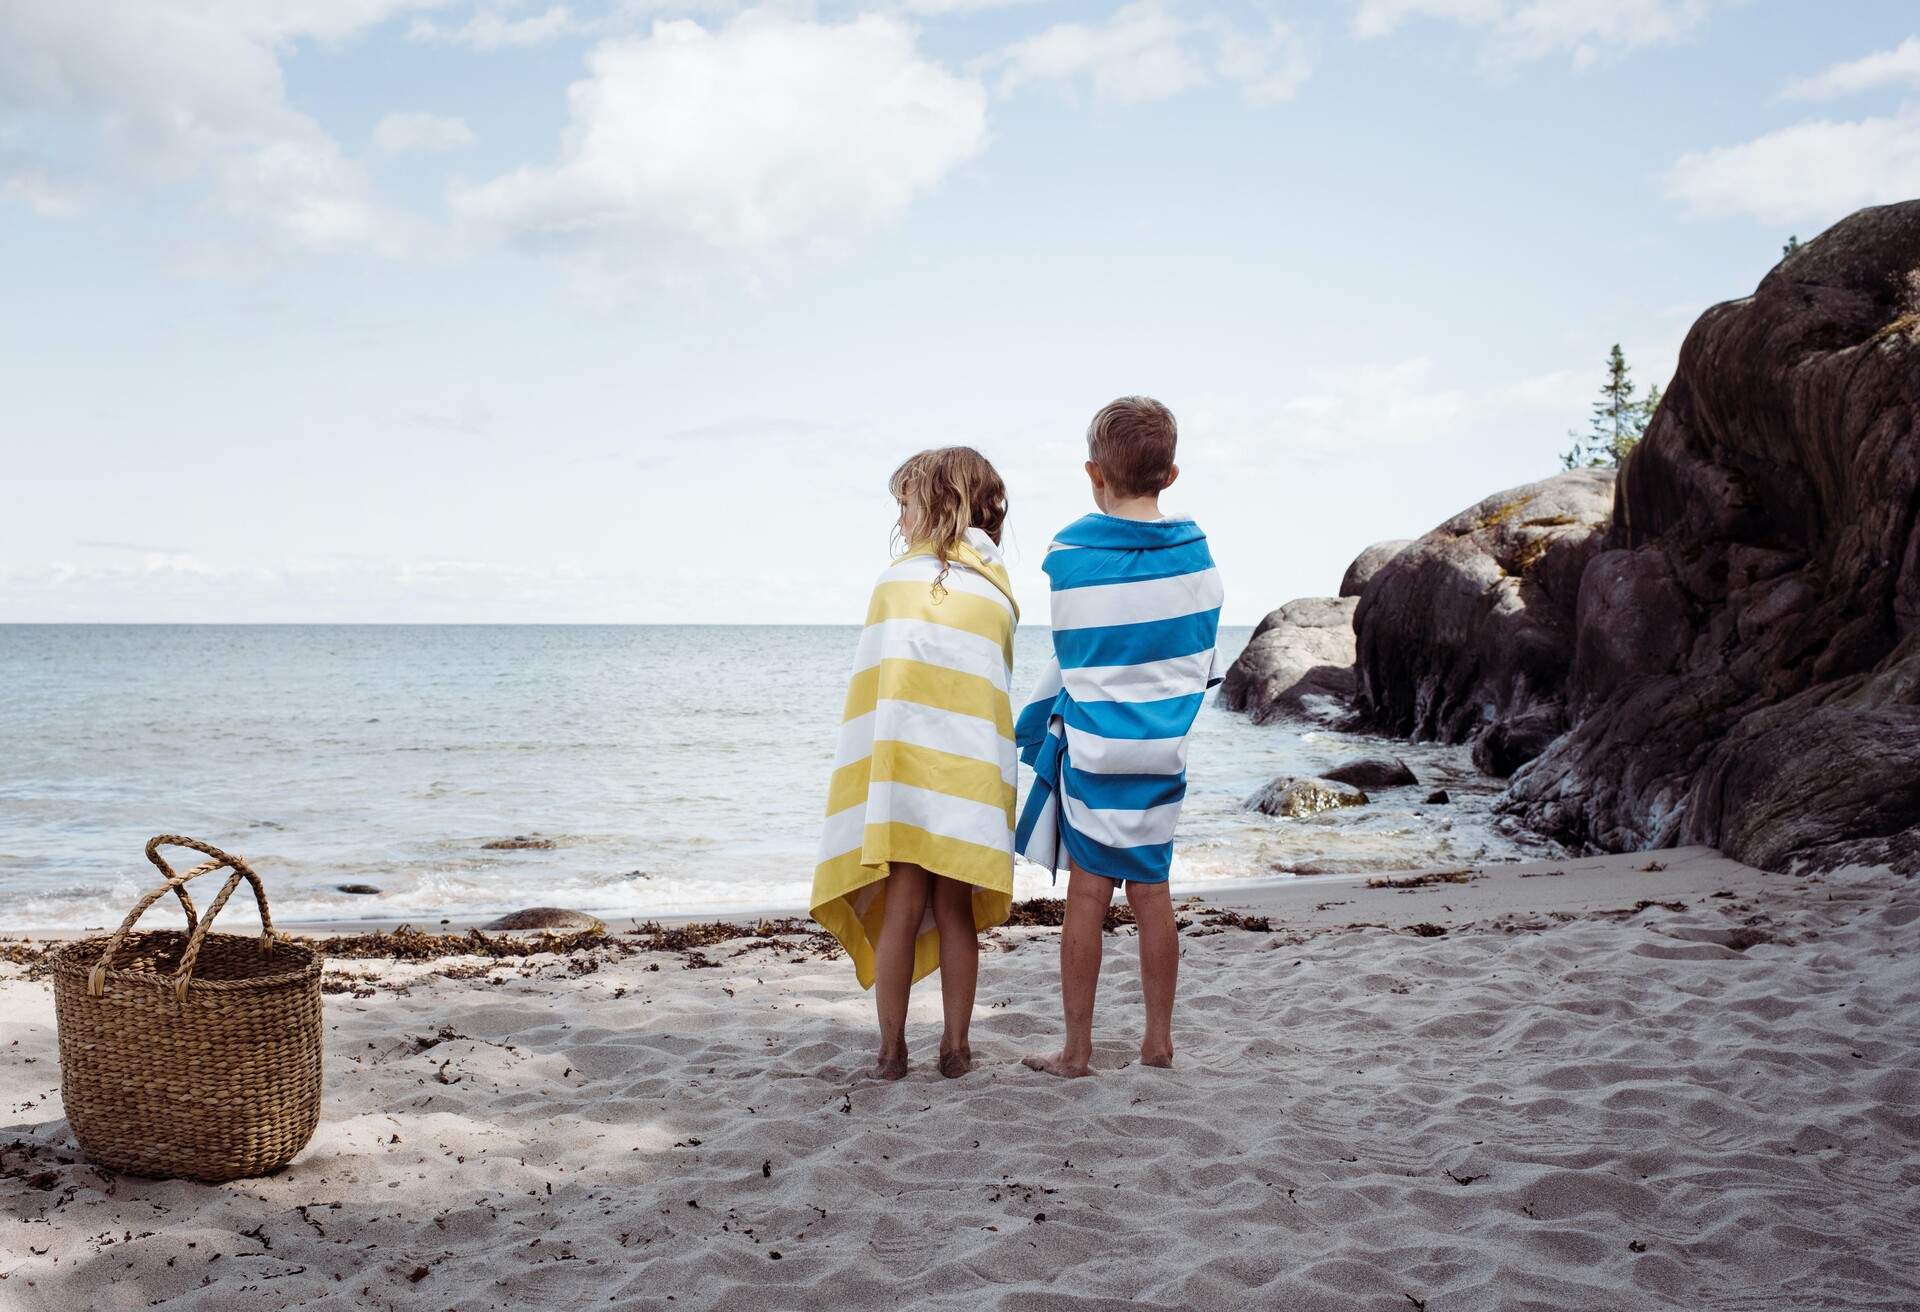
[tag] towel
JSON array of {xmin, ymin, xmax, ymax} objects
[
  {"xmin": 811, "ymin": 528, "xmax": 1020, "ymax": 988},
  {"xmin": 1014, "ymin": 514, "xmax": 1224, "ymax": 883}
]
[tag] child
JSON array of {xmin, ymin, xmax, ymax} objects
[
  {"xmin": 811, "ymin": 447, "xmax": 1020, "ymax": 1081},
  {"xmin": 1016, "ymin": 397, "xmax": 1224, "ymax": 1077}
]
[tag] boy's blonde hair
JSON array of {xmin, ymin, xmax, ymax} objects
[
  {"xmin": 1087, "ymin": 396, "xmax": 1177, "ymax": 498},
  {"xmin": 889, "ymin": 446, "xmax": 1008, "ymax": 588}
]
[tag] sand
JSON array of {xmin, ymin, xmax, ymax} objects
[{"xmin": 3, "ymin": 846, "xmax": 1917, "ymax": 1310}]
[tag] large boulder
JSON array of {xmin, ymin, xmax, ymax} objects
[
  {"xmin": 484, "ymin": 907, "xmax": 605, "ymax": 932},
  {"xmin": 1352, "ymin": 468, "xmax": 1616, "ymax": 775},
  {"xmin": 1321, "ymin": 756, "xmax": 1418, "ymax": 788},
  {"xmin": 1217, "ymin": 595, "xmax": 1358, "ymax": 724},
  {"xmin": 1501, "ymin": 201, "xmax": 1920, "ymax": 872},
  {"xmin": 1339, "ymin": 539, "xmax": 1414, "ymax": 597}
]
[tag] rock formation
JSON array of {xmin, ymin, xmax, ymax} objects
[
  {"xmin": 482, "ymin": 835, "xmax": 557, "ymax": 851},
  {"xmin": 1217, "ymin": 596, "xmax": 1359, "ymax": 724},
  {"xmin": 1351, "ymin": 468, "xmax": 1616, "ymax": 776},
  {"xmin": 484, "ymin": 908, "xmax": 606, "ymax": 932},
  {"xmin": 1246, "ymin": 776, "xmax": 1368, "ymax": 818},
  {"xmin": 1502, "ymin": 202, "xmax": 1920, "ymax": 872},
  {"xmin": 1226, "ymin": 202, "xmax": 1920, "ymax": 872},
  {"xmin": 1321, "ymin": 756, "xmax": 1418, "ymax": 788},
  {"xmin": 1339, "ymin": 540, "xmax": 1413, "ymax": 597}
]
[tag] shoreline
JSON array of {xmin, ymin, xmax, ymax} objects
[{"xmin": 0, "ymin": 846, "xmax": 1755, "ymax": 945}]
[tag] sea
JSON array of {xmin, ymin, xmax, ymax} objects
[{"xmin": 0, "ymin": 625, "xmax": 1559, "ymax": 931}]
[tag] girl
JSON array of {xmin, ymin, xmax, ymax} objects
[{"xmin": 810, "ymin": 447, "xmax": 1019, "ymax": 1080}]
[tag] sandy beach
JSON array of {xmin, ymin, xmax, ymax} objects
[{"xmin": 3, "ymin": 848, "xmax": 1916, "ymax": 1311}]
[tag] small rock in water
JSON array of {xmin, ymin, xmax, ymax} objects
[
  {"xmin": 484, "ymin": 908, "xmax": 605, "ymax": 932},
  {"xmin": 1424, "ymin": 789, "xmax": 1451, "ymax": 805},
  {"xmin": 483, "ymin": 835, "xmax": 557, "ymax": 851},
  {"xmin": 336, "ymin": 883, "xmax": 381, "ymax": 895},
  {"xmin": 1321, "ymin": 756, "xmax": 1418, "ymax": 789},
  {"xmin": 1245, "ymin": 776, "xmax": 1369, "ymax": 818}
]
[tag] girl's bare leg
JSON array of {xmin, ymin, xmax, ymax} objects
[
  {"xmin": 931, "ymin": 876, "xmax": 978, "ymax": 1077},
  {"xmin": 870, "ymin": 862, "xmax": 931, "ymax": 1080}
]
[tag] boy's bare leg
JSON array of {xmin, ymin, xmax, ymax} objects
[
  {"xmin": 1125, "ymin": 879, "xmax": 1179, "ymax": 1067},
  {"xmin": 930, "ymin": 876, "xmax": 978, "ymax": 1077},
  {"xmin": 1023, "ymin": 861, "xmax": 1116, "ymax": 1078},
  {"xmin": 870, "ymin": 862, "xmax": 931, "ymax": 1080}
]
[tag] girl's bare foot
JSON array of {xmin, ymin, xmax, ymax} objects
[
  {"xmin": 1022, "ymin": 1051, "xmax": 1093, "ymax": 1079},
  {"xmin": 1139, "ymin": 1047, "xmax": 1174, "ymax": 1068},
  {"xmin": 938, "ymin": 1046, "xmax": 973, "ymax": 1079},
  {"xmin": 870, "ymin": 1054, "xmax": 909, "ymax": 1080}
]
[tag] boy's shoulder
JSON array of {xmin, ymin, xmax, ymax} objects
[
  {"xmin": 1042, "ymin": 516, "xmax": 1217, "ymax": 595},
  {"xmin": 1047, "ymin": 513, "xmax": 1208, "ymax": 551}
]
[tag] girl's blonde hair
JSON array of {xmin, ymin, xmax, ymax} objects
[{"xmin": 889, "ymin": 446, "xmax": 1008, "ymax": 593}]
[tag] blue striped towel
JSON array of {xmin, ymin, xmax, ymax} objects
[{"xmin": 1014, "ymin": 513, "xmax": 1225, "ymax": 883}]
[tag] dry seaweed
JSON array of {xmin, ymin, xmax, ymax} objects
[
  {"xmin": 1005, "ymin": 899, "xmax": 1137, "ymax": 931},
  {"xmin": 1365, "ymin": 870, "xmax": 1478, "ymax": 891},
  {"xmin": 1198, "ymin": 909, "xmax": 1273, "ymax": 932}
]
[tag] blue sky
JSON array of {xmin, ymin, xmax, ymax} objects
[{"xmin": 4, "ymin": 1, "xmax": 1917, "ymax": 623}]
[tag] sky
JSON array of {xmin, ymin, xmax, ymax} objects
[{"xmin": 3, "ymin": 1, "xmax": 1918, "ymax": 625}]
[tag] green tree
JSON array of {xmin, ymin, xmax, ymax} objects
[
  {"xmin": 1561, "ymin": 344, "xmax": 1657, "ymax": 469},
  {"xmin": 1783, "ymin": 234, "xmax": 1803, "ymax": 258}
]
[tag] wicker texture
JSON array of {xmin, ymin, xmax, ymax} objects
[{"xmin": 51, "ymin": 836, "xmax": 323, "ymax": 1182}]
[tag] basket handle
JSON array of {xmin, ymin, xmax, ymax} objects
[{"xmin": 88, "ymin": 836, "xmax": 275, "ymax": 1003}]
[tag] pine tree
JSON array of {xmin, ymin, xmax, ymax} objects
[
  {"xmin": 1783, "ymin": 235, "xmax": 1803, "ymax": 258},
  {"xmin": 1561, "ymin": 345, "xmax": 1656, "ymax": 470}
]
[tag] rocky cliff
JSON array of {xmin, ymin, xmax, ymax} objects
[
  {"xmin": 1226, "ymin": 200, "xmax": 1920, "ymax": 873},
  {"xmin": 1502, "ymin": 202, "xmax": 1920, "ymax": 872}
]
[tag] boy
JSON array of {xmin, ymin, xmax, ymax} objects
[{"xmin": 1016, "ymin": 396, "xmax": 1225, "ymax": 1077}]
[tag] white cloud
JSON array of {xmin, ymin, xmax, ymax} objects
[
  {"xmin": 452, "ymin": 11, "xmax": 988, "ymax": 261},
  {"xmin": 1666, "ymin": 107, "xmax": 1920, "ymax": 225},
  {"xmin": 409, "ymin": 5, "xmax": 580, "ymax": 50},
  {"xmin": 1188, "ymin": 358, "xmax": 1611, "ymax": 471},
  {"xmin": 1784, "ymin": 37, "xmax": 1920, "ymax": 101},
  {"xmin": 0, "ymin": 0, "xmax": 440, "ymax": 251},
  {"xmin": 1352, "ymin": 0, "xmax": 1501, "ymax": 38},
  {"xmin": 900, "ymin": 0, "xmax": 1050, "ymax": 13},
  {"xmin": 1351, "ymin": 0, "xmax": 1723, "ymax": 67},
  {"xmin": 0, "ymin": 147, "xmax": 90, "ymax": 216},
  {"xmin": 374, "ymin": 111, "xmax": 478, "ymax": 154},
  {"xmin": 996, "ymin": 2, "xmax": 1312, "ymax": 106}
]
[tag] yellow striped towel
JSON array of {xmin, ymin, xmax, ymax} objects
[{"xmin": 810, "ymin": 527, "xmax": 1019, "ymax": 988}]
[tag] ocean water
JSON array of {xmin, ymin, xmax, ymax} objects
[{"xmin": 0, "ymin": 625, "xmax": 1557, "ymax": 930}]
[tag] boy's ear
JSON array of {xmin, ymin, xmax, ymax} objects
[
  {"xmin": 1163, "ymin": 463, "xmax": 1179, "ymax": 491},
  {"xmin": 1084, "ymin": 459, "xmax": 1104, "ymax": 490}
]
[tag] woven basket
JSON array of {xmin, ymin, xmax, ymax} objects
[{"xmin": 51, "ymin": 835, "xmax": 323, "ymax": 1182}]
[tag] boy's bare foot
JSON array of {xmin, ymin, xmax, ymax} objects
[
  {"xmin": 1022, "ymin": 1051, "xmax": 1093, "ymax": 1079},
  {"xmin": 938, "ymin": 1046, "xmax": 973, "ymax": 1079},
  {"xmin": 1139, "ymin": 1048, "xmax": 1174, "ymax": 1068},
  {"xmin": 870, "ymin": 1055, "xmax": 909, "ymax": 1081}
]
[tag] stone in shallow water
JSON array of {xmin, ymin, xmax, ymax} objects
[
  {"xmin": 482, "ymin": 835, "xmax": 557, "ymax": 851},
  {"xmin": 1424, "ymin": 789, "xmax": 1451, "ymax": 805},
  {"xmin": 483, "ymin": 908, "xmax": 604, "ymax": 932},
  {"xmin": 1322, "ymin": 756, "xmax": 1418, "ymax": 789},
  {"xmin": 1245, "ymin": 776, "xmax": 1369, "ymax": 818},
  {"xmin": 336, "ymin": 883, "xmax": 381, "ymax": 895}
]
